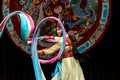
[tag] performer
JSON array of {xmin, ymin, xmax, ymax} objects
[{"xmin": 38, "ymin": 25, "xmax": 85, "ymax": 80}]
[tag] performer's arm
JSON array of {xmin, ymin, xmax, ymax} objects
[{"xmin": 38, "ymin": 37, "xmax": 62, "ymax": 56}]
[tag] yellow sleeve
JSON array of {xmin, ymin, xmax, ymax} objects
[{"xmin": 44, "ymin": 42, "xmax": 61, "ymax": 55}]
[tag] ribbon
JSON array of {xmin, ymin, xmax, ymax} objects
[
  {"xmin": 31, "ymin": 16, "xmax": 66, "ymax": 64},
  {"xmin": 0, "ymin": 11, "xmax": 46, "ymax": 80},
  {"xmin": 0, "ymin": 11, "xmax": 34, "ymax": 42}
]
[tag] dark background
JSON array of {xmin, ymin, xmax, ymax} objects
[{"xmin": 0, "ymin": 0, "xmax": 120, "ymax": 80}]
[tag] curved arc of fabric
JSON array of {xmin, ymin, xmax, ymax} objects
[
  {"xmin": 0, "ymin": 11, "xmax": 46, "ymax": 80},
  {"xmin": 0, "ymin": 11, "xmax": 34, "ymax": 42},
  {"xmin": 31, "ymin": 16, "xmax": 66, "ymax": 64}
]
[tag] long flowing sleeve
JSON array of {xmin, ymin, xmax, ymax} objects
[
  {"xmin": 38, "ymin": 37, "xmax": 62, "ymax": 55},
  {"xmin": 44, "ymin": 42, "xmax": 61, "ymax": 55}
]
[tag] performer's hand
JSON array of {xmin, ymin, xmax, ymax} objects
[
  {"xmin": 44, "ymin": 36, "xmax": 50, "ymax": 39},
  {"xmin": 44, "ymin": 36, "xmax": 54, "ymax": 39}
]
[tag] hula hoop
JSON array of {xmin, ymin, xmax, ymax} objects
[{"xmin": 31, "ymin": 16, "xmax": 66, "ymax": 64}]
